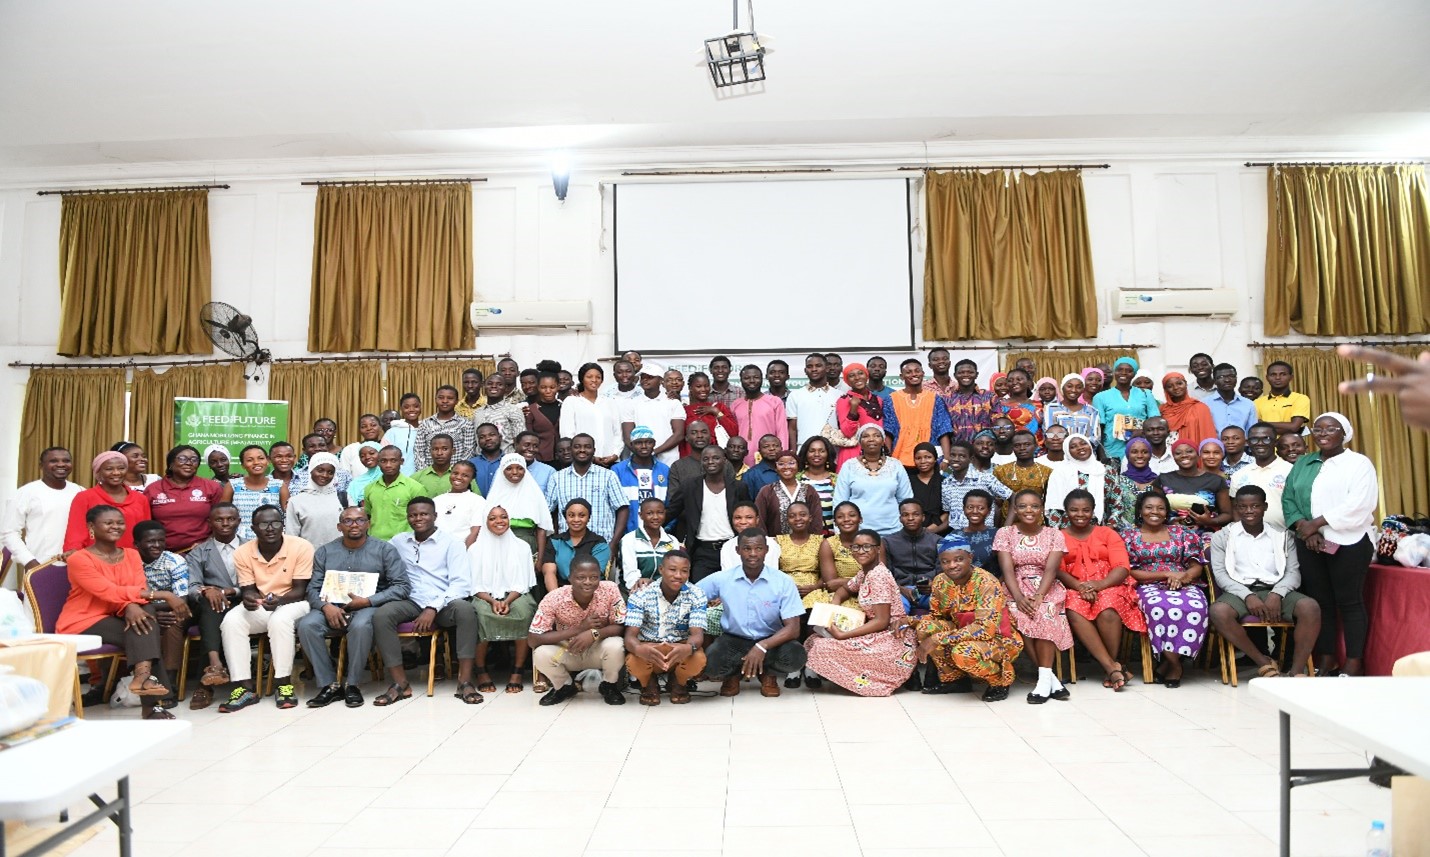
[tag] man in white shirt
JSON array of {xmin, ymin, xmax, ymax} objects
[
  {"xmin": 1, "ymin": 446, "xmax": 84, "ymax": 574},
  {"xmin": 602, "ymin": 359, "xmax": 644, "ymax": 403},
  {"xmin": 1209, "ymin": 485, "xmax": 1320, "ymax": 677},
  {"xmin": 1230, "ymin": 422, "xmax": 1293, "ymax": 529},
  {"xmin": 786, "ymin": 353, "xmax": 840, "ymax": 449},
  {"xmin": 622, "ymin": 362, "xmax": 686, "ymax": 466},
  {"xmin": 1139, "ymin": 418, "xmax": 1178, "ymax": 475}
]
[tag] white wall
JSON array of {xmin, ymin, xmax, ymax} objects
[{"xmin": 0, "ymin": 155, "xmax": 1286, "ymax": 491}]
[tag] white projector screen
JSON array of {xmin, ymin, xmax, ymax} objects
[{"xmin": 614, "ymin": 178, "xmax": 913, "ymax": 353}]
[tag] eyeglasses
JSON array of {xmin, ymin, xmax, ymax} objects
[
  {"xmin": 850, "ymin": 544, "xmax": 879, "ymax": 552},
  {"xmin": 173, "ymin": 456, "xmax": 200, "ymax": 464},
  {"xmin": 1310, "ymin": 426, "xmax": 1344, "ymax": 435}
]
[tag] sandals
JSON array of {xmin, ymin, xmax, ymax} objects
[
  {"xmin": 128, "ymin": 674, "xmax": 170, "ymax": 698},
  {"xmin": 200, "ymin": 664, "xmax": 230, "ymax": 687},
  {"xmin": 455, "ymin": 682, "xmax": 484, "ymax": 705},
  {"xmin": 1103, "ymin": 667, "xmax": 1128, "ymax": 692},
  {"xmin": 533, "ymin": 676, "xmax": 551, "ymax": 694},
  {"xmin": 476, "ymin": 671, "xmax": 497, "ymax": 693},
  {"xmin": 639, "ymin": 684, "xmax": 661, "ymax": 706},
  {"xmin": 505, "ymin": 674, "xmax": 525, "ymax": 694},
  {"xmin": 1256, "ymin": 662, "xmax": 1283, "ymax": 679},
  {"xmin": 373, "ymin": 683, "xmax": 412, "ymax": 706}
]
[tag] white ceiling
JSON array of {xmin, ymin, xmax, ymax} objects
[{"xmin": 2, "ymin": 0, "xmax": 1428, "ymax": 173}]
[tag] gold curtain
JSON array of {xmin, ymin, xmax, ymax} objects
[
  {"xmin": 385, "ymin": 358, "xmax": 497, "ymax": 409},
  {"xmin": 1264, "ymin": 166, "xmax": 1430, "ymax": 336},
  {"xmin": 309, "ymin": 185, "xmax": 475, "ymax": 353},
  {"xmin": 1001, "ymin": 348, "xmax": 1139, "ymax": 382},
  {"xmin": 130, "ymin": 363, "xmax": 247, "ymax": 463},
  {"xmin": 17, "ymin": 368, "xmax": 126, "ymax": 487},
  {"xmin": 268, "ymin": 361, "xmax": 384, "ymax": 447},
  {"xmin": 1262, "ymin": 346, "xmax": 1430, "ymax": 517},
  {"xmin": 58, "ymin": 190, "xmax": 212, "ymax": 357},
  {"xmin": 923, "ymin": 169, "xmax": 1097, "ymax": 341}
]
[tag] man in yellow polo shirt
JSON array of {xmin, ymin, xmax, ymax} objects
[
  {"xmin": 1254, "ymin": 361, "xmax": 1311, "ymax": 436},
  {"xmin": 363, "ymin": 446, "xmax": 425, "ymax": 540}
]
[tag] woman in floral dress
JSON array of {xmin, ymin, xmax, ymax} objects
[
  {"xmin": 804, "ymin": 529, "xmax": 917, "ymax": 697},
  {"xmin": 915, "ymin": 534, "xmax": 1024, "ymax": 701},
  {"xmin": 994, "ymin": 490, "xmax": 1072, "ymax": 703},
  {"xmin": 1122, "ymin": 490, "xmax": 1209, "ymax": 688}
]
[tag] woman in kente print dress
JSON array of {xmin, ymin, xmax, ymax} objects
[
  {"xmin": 804, "ymin": 529, "xmax": 917, "ymax": 697},
  {"xmin": 1122, "ymin": 490, "xmax": 1209, "ymax": 688},
  {"xmin": 915, "ymin": 534, "xmax": 1024, "ymax": 701},
  {"xmin": 993, "ymin": 490, "xmax": 1072, "ymax": 703}
]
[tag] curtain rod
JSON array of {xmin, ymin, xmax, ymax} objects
[
  {"xmin": 620, "ymin": 168, "xmax": 835, "ymax": 176},
  {"xmin": 270, "ymin": 353, "xmax": 506, "ymax": 365},
  {"xmin": 8, "ymin": 356, "xmax": 240, "ymax": 370},
  {"xmin": 299, "ymin": 178, "xmax": 486, "ymax": 186},
  {"xmin": 1251, "ymin": 340, "xmax": 1430, "ymax": 349},
  {"xmin": 992, "ymin": 343, "xmax": 1154, "ymax": 352},
  {"xmin": 907, "ymin": 164, "xmax": 1110, "ymax": 172},
  {"xmin": 35, "ymin": 184, "xmax": 229, "ymax": 197},
  {"xmin": 1244, "ymin": 161, "xmax": 1424, "ymax": 168}
]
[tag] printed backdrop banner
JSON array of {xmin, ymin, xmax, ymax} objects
[
  {"xmin": 619, "ymin": 350, "xmax": 1000, "ymax": 392},
  {"xmin": 174, "ymin": 398, "xmax": 289, "ymax": 477}
]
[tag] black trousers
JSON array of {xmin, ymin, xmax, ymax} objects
[
  {"xmin": 704, "ymin": 634, "xmax": 807, "ymax": 678},
  {"xmin": 690, "ymin": 539, "xmax": 729, "ymax": 582},
  {"xmin": 84, "ymin": 604, "xmax": 170, "ymax": 686},
  {"xmin": 1296, "ymin": 535, "xmax": 1373, "ymax": 659},
  {"xmin": 191, "ymin": 593, "xmax": 234, "ymax": 660}
]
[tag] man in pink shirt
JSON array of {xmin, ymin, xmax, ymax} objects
[{"xmin": 732, "ymin": 364, "xmax": 789, "ymax": 466}]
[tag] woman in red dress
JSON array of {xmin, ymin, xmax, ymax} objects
[{"xmin": 1055, "ymin": 489, "xmax": 1146, "ymax": 691}]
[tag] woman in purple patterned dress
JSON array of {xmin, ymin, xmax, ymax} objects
[{"xmin": 1122, "ymin": 491, "xmax": 1209, "ymax": 688}]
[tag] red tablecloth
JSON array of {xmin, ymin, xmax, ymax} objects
[{"xmin": 1365, "ymin": 562, "xmax": 1430, "ymax": 676}]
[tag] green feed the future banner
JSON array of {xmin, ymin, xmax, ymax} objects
[{"xmin": 174, "ymin": 398, "xmax": 289, "ymax": 477}]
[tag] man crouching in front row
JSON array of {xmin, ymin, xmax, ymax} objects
[{"xmin": 623, "ymin": 551, "xmax": 707, "ymax": 705}]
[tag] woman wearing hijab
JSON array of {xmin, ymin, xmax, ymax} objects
[
  {"xmin": 287, "ymin": 452, "xmax": 346, "ymax": 544},
  {"xmin": 1044, "ymin": 373, "xmax": 1102, "ymax": 445},
  {"xmin": 1044, "ymin": 433, "xmax": 1107, "ymax": 526},
  {"xmin": 484, "ymin": 452, "xmax": 555, "ymax": 578},
  {"xmin": 1091, "ymin": 357, "xmax": 1161, "ymax": 463},
  {"xmin": 1033, "ymin": 376, "xmax": 1059, "ymax": 416},
  {"xmin": 64, "ymin": 452, "xmax": 154, "ymax": 551},
  {"xmin": 345, "ymin": 442, "xmax": 384, "ymax": 506},
  {"xmin": 1283, "ymin": 412, "xmax": 1378, "ymax": 676},
  {"xmin": 989, "ymin": 372, "xmax": 1009, "ymax": 399},
  {"xmin": 1121, "ymin": 438, "xmax": 1160, "ymax": 491},
  {"xmin": 1160, "ymin": 372, "xmax": 1218, "ymax": 447},
  {"xmin": 1079, "ymin": 367, "xmax": 1106, "ymax": 404},
  {"xmin": 832, "ymin": 362, "xmax": 900, "ymax": 468},
  {"xmin": 203, "ymin": 444, "xmax": 234, "ymax": 483},
  {"xmin": 470, "ymin": 505, "xmax": 540, "ymax": 694}
]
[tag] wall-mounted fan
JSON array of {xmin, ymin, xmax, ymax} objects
[{"xmin": 199, "ymin": 302, "xmax": 272, "ymax": 380}]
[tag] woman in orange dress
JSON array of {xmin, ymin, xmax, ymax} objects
[{"xmin": 1055, "ymin": 489, "xmax": 1146, "ymax": 691}]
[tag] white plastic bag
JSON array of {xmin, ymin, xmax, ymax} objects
[
  {"xmin": 0, "ymin": 589, "xmax": 33, "ymax": 638},
  {"xmin": 0, "ymin": 669, "xmax": 50, "ymax": 734},
  {"xmin": 1394, "ymin": 533, "xmax": 1430, "ymax": 569},
  {"xmin": 109, "ymin": 680, "xmax": 141, "ymax": 708}
]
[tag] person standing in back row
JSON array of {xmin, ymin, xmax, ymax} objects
[{"xmin": 733, "ymin": 364, "xmax": 788, "ymax": 466}]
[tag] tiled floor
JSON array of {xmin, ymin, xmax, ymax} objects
[{"xmin": 63, "ymin": 669, "xmax": 1390, "ymax": 857}]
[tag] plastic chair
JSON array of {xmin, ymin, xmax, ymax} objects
[{"xmin": 22, "ymin": 564, "xmax": 123, "ymax": 718}]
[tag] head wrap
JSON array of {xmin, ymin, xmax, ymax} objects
[
  {"xmin": 1161, "ymin": 371, "xmax": 1186, "ymax": 388},
  {"xmin": 1121, "ymin": 437, "xmax": 1158, "ymax": 484},
  {"xmin": 485, "ymin": 453, "xmax": 555, "ymax": 532},
  {"xmin": 1314, "ymin": 411, "xmax": 1354, "ymax": 442},
  {"xmin": 1113, "ymin": 356, "xmax": 1139, "ymax": 373},
  {"xmin": 1199, "ymin": 438, "xmax": 1225, "ymax": 454},
  {"xmin": 202, "ymin": 444, "xmax": 230, "ymax": 463},
  {"xmin": 912, "ymin": 442, "xmax": 940, "ymax": 464},
  {"xmin": 842, "ymin": 362, "xmax": 867, "ymax": 385},
  {"xmin": 467, "ymin": 505, "xmax": 538, "ymax": 595},
  {"xmin": 629, "ymin": 425, "xmax": 656, "ymax": 441},
  {"xmin": 1080, "ymin": 367, "xmax": 1104, "ymax": 381},
  {"xmin": 1060, "ymin": 373, "xmax": 1083, "ymax": 389},
  {"xmin": 1046, "ymin": 432, "xmax": 1107, "ymax": 520},
  {"xmin": 1035, "ymin": 376, "xmax": 1058, "ymax": 394},
  {"xmin": 91, "ymin": 451, "xmax": 127, "ymax": 475},
  {"xmin": 302, "ymin": 452, "xmax": 341, "ymax": 494},
  {"xmin": 346, "ymin": 442, "xmax": 386, "ymax": 504},
  {"xmin": 1158, "ymin": 372, "xmax": 1218, "ymax": 443},
  {"xmin": 857, "ymin": 422, "xmax": 886, "ymax": 440},
  {"xmin": 938, "ymin": 532, "xmax": 972, "ymax": 555},
  {"xmin": 1170, "ymin": 438, "xmax": 1199, "ymax": 455},
  {"xmin": 990, "ymin": 371, "xmax": 1007, "ymax": 386},
  {"xmin": 972, "ymin": 429, "xmax": 996, "ymax": 443}
]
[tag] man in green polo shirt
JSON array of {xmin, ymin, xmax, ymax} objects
[
  {"xmin": 411, "ymin": 434, "xmax": 456, "ymax": 497},
  {"xmin": 363, "ymin": 446, "xmax": 424, "ymax": 540}
]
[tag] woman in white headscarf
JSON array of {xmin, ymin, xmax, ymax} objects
[
  {"xmin": 1045, "ymin": 433, "xmax": 1108, "ymax": 526},
  {"xmin": 286, "ymin": 452, "xmax": 346, "ymax": 544},
  {"xmin": 469, "ymin": 505, "xmax": 539, "ymax": 694},
  {"xmin": 1283, "ymin": 411, "xmax": 1378, "ymax": 676},
  {"xmin": 203, "ymin": 444, "xmax": 234, "ymax": 483},
  {"xmin": 484, "ymin": 452, "xmax": 555, "ymax": 573}
]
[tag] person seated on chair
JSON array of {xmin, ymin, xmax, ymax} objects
[
  {"xmin": 623, "ymin": 550, "xmax": 708, "ymax": 705},
  {"xmin": 57, "ymin": 505, "xmax": 188, "ymax": 719},
  {"xmin": 296, "ymin": 506, "xmax": 409, "ymax": 709},
  {"xmin": 132, "ymin": 520, "xmax": 192, "ymax": 708},
  {"xmin": 697, "ymin": 528, "xmax": 807, "ymax": 698},
  {"xmin": 184, "ymin": 502, "xmax": 246, "ymax": 710},
  {"xmin": 217, "ymin": 505, "xmax": 315, "ymax": 713},
  {"xmin": 1208, "ymin": 485, "xmax": 1321, "ymax": 678},
  {"xmin": 527, "ymin": 557, "xmax": 628, "ymax": 706},
  {"xmin": 885, "ymin": 499, "xmax": 941, "ymax": 612},
  {"xmin": 377, "ymin": 497, "xmax": 484, "ymax": 705}
]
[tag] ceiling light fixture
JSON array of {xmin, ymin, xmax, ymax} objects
[{"xmin": 705, "ymin": 0, "xmax": 766, "ymax": 90}]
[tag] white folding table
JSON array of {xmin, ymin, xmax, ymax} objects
[
  {"xmin": 0, "ymin": 720, "xmax": 190, "ymax": 857},
  {"xmin": 1251, "ymin": 677, "xmax": 1430, "ymax": 857}
]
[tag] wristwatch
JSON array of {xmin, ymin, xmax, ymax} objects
[
  {"xmin": 590, "ymin": 629, "xmax": 600, "ymax": 641},
  {"xmin": 690, "ymin": 642, "xmax": 698, "ymax": 654}
]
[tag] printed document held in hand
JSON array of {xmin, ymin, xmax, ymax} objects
[
  {"xmin": 807, "ymin": 602, "xmax": 866, "ymax": 637},
  {"xmin": 319, "ymin": 571, "xmax": 379, "ymax": 604}
]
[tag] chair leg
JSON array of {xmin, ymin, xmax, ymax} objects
[
  {"xmin": 255, "ymin": 638, "xmax": 267, "ymax": 697},
  {"xmin": 336, "ymin": 637, "xmax": 347, "ymax": 686},
  {"xmin": 1069, "ymin": 643, "xmax": 1077, "ymax": 684},
  {"xmin": 1227, "ymin": 639, "xmax": 1239, "ymax": 687},
  {"xmin": 73, "ymin": 670, "xmax": 85, "ymax": 719},
  {"xmin": 426, "ymin": 631, "xmax": 439, "ymax": 697},
  {"xmin": 1140, "ymin": 635, "xmax": 1154, "ymax": 684},
  {"xmin": 178, "ymin": 635, "xmax": 192, "ymax": 701},
  {"xmin": 103, "ymin": 657, "xmax": 121, "ymax": 701}
]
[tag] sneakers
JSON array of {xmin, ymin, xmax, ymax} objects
[
  {"xmin": 218, "ymin": 686, "xmax": 258, "ymax": 713},
  {"xmin": 598, "ymin": 681, "xmax": 626, "ymax": 706},
  {"xmin": 275, "ymin": 683, "xmax": 298, "ymax": 709}
]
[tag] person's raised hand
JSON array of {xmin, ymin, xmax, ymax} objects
[{"xmin": 1337, "ymin": 345, "xmax": 1430, "ymax": 431}]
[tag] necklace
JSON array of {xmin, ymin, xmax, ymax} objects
[
  {"xmin": 1018, "ymin": 531, "xmax": 1040, "ymax": 548},
  {"xmin": 860, "ymin": 456, "xmax": 886, "ymax": 475}
]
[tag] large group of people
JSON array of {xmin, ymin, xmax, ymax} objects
[{"xmin": 0, "ymin": 346, "xmax": 1386, "ymax": 718}]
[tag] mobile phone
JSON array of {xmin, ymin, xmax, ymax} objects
[
  {"xmin": 1321, "ymin": 541, "xmax": 1340, "ymax": 555},
  {"xmin": 1190, "ymin": 503, "xmax": 1208, "ymax": 515}
]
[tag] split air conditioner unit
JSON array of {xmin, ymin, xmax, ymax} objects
[
  {"xmin": 1114, "ymin": 289, "xmax": 1240, "ymax": 319},
  {"xmin": 470, "ymin": 300, "xmax": 592, "ymax": 330}
]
